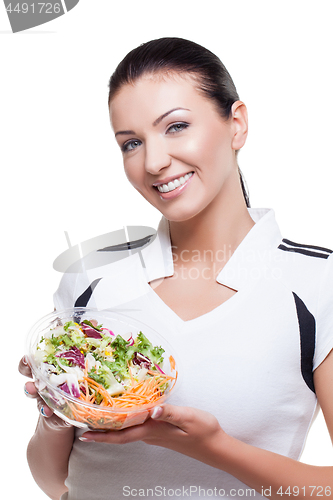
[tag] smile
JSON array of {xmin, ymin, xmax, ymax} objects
[{"xmin": 155, "ymin": 172, "xmax": 194, "ymax": 193}]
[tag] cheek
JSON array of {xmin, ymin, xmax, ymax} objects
[
  {"xmin": 167, "ymin": 135, "xmax": 207, "ymax": 167},
  {"xmin": 123, "ymin": 159, "xmax": 147, "ymax": 193},
  {"xmin": 172, "ymin": 131, "xmax": 229, "ymax": 176},
  {"xmin": 123, "ymin": 169, "xmax": 139, "ymax": 193}
]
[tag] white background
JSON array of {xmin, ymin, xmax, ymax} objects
[{"xmin": 1, "ymin": 1, "xmax": 332, "ymax": 498}]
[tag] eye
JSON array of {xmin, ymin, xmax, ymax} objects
[
  {"xmin": 166, "ymin": 122, "xmax": 189, "ymax": 134},
  {"xmin": 121, "ymin": 139, "xmax": 142, "ymax": 153}
]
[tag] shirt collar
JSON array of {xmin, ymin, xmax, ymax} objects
[{"xmin": 140, "ymin": 208, "xmax": 282, "ymax": 291}]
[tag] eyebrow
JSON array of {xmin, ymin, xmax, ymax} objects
[
  {"xmin": 115, "ymin": 129, "xmax": 135, "ymax": 137},
  {"xmin": 152, "ymin": 107, "xmax": 190, "ymax": 126},
  {"xmin": 114, "ymin": 107, "xmax": 190, "ymax": 137}
]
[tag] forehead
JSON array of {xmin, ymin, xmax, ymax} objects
[{"xmin": 109, "ymin": 73, "xmax": 217, "ymax": 130}]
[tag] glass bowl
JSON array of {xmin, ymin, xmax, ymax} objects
[{"xmin": 26, "ymin": 307, "xmax": 179, "ymax": 430}]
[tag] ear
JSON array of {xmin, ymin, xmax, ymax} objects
[{"xmin": 230, "ymin": 101, "xmax": 248, "ymax": 151}]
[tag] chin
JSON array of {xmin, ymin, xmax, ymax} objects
[
  {"xmin": 142, "ymin": 187, "xmax": 211, "ymax": 222},
  {"xmin": 157, "ymin": 202, "xmax": 207, "ymax": 223}
]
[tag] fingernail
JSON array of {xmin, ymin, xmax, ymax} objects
[
  {"xmin": 22, "ymin": 355, "xmax": 28, "ymax": 365},
  {"xmin": 151, "ymin": 406, "xmax": 163, "ymax": 419},
  {"xmin": 79, "ymin": 436, "xmax": 95, "ymax": 442},
  {"xmin": 40, "ymin": 406, "xmax": 48, "ymax": 417},
  {"xmin": 24, "ymin": 386, "xmax": 34, "ymax": 398}
]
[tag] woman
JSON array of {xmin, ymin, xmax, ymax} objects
[{"xmin": 20, "ymin": 37, "xmax": 333, "ymax": 500}]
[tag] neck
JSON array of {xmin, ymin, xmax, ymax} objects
[{"xmin": 168, "ymin": 174, "xmax": 254, "ymax": 265}]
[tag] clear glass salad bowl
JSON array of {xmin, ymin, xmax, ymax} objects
[{"xmin": 26, "ymin": 307, "xmax": 179, "ymax": 430}]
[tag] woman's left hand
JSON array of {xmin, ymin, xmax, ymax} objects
[{"xmin": 80, "ymin": 405, "xmax": 226, "ymax": 467}]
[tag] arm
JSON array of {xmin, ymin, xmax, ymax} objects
[
  {"xmin": 214, "ymin": 350, "xmax": 333, "ymax": 498},
  {"xmin": 27, "ymin": 411, "xmax": 75, "ymax": 500},
  {"xmin": 81, "ymin": 350, "xmax": 333, "ymax": 500},
  {"xmin": 20, "ymin": 358, "xmax": 75, "ymax": 500}
]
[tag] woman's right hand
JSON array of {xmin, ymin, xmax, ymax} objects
[
  {"xmin": 19, "ymin": 356, "xmax": 74, "ymax": 499},
  {"xmin": 19, "ymin": 356, "xmax": 72, "ymax": 431}
]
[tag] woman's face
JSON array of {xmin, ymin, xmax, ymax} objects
[{"xmin": 109, "ymin": 73, "xmax": 247, "ymax": 222}]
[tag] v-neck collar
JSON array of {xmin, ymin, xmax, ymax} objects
[{"xmin": 140, "ymin": 208, "xmax": 282, "ymax": 291}]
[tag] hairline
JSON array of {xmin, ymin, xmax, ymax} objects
[{"xmin": 108, "ymin": 68, "xmax": 234, "ymax": 121}]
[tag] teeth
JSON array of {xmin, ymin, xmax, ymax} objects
[{"xmin": 157, "ymin": 172, "xmax": 193, "ymax": 193}]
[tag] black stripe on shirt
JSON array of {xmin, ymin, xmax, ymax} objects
[
  {"xmin": 292, "ymin": 292, "xmax": 316, "ymax": 393},
  {"xmin": 282, "ymin": 238, "xmax": 333, "ymax": 254},
  {"xmin": 278, "ymin": 238, "xmax": 332, "ymax": 259},
  {"xmin": 74, "ymin": 278, "xmax": 102, "ymax": 308},
  {"xmin": 278, "ymin": 245, "xmax": 330, "ymax": 259}
]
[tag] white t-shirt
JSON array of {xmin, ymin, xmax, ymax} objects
[{"xmin": 54, "ymin": 208, "xmax": 333, "ymax": 500}]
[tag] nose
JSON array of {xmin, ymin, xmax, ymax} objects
[{"xmin": 144, "ymin": 137, "xmax": 171, "ymax": 175}]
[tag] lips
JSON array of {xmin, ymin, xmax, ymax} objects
[{"xmin": 153, "ymin": 171, "xmax": 195, "ymax": 200}]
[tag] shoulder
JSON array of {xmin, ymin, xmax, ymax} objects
[
  {"xmin": 52, "ymin": 225, "xmax": 160, "ymax": 311},
  {"xmin": 268, "ymin": 235, "xmax": 333, "ymax": 382},
  {"xmin": 277, "ymin": 237, "xmax": 333, "ymax": 262},
  {"xmin": 272, "ymin": 237, "xmax": 333, "ymax": 303},
  {"xmin": 53, "ymin": 250, "xmax": 149, "ymax": 311},
  {"xmin": 275, "ymin": 237, "xmax": 333, "ymax": 371}
]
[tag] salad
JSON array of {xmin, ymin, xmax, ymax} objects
[{"xmin": 33, "ymin": 318, "xmax": 176, "ymax": 427}]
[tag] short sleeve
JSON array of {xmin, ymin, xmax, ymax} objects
[
  {"xmin": 52, "ymin": 248, "xmax": 114, "ymax": 310},
  {"xmin": 53, "ymin": 272, "xmax": 80, "ymax": 311},
  {"xmin": 313, "ymin": 253, "xmax": 333, "ymax": 370},
  {"xmin": 52, "ymin": 250, "xmax": 141, "ymax": 311}
]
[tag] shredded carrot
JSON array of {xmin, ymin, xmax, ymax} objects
[
  {"xmin": 67, "ymin": 367, "xmax": 177, "ymax": 429},
  {"xmin": 83, "ymin": 377, "xmax": 115, "ymax": 407},
  {"xmin": 169, "ymin": 355, "xmax": 176, "ymax": 371}
]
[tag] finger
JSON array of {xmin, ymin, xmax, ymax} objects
[
  {"xmin": 39, "ymin": 405, "xmax": 54, "ymax": 418},
  {"xmin": 24, "ymin": 382, "xmax": 54, "ymax": 418},
  {"xmin": 150, "ymin": 404, "xmax": 190, "ymax": 430},
  {"xmin": 34, "ymin": 392, "xmax": 51, "ymax": 414},
  {"xmin": 22, "ymin": 382, "xmax": 71, "ymax": 431},
  {"xmin": 24, "ymin": 381, "xmax": 38, "ymax": 398},
  {"xmin": 18, "ymin": 356, "xmax": 33, "ymax": 378},
  {"xmin": 80, "ymin": 420, "xmax": 154, "ymax": 444},
  {"xmin": 38, "ymin": 409, "xmax": 73, "ymax": 431},
  {"xmin": 34, "ymin": 395, "xmax": 54, "ymax": 418}
]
